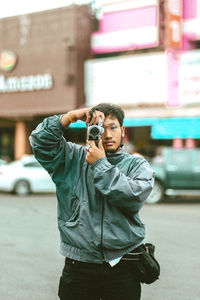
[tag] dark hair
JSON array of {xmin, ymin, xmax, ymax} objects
[{"xmin": 91, "ymin": 103, "xmax": 124, "ymax": 126}]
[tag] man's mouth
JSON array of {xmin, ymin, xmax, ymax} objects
[{"xmin": 104, "ymin": 141, "xmax": 114, "ymax": 146}]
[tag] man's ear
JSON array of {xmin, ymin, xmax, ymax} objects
[{"xmin": 121, "ymin": 126, "xmax": 125, "ymax": 138}]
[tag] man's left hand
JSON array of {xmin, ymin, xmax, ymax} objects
[{"xmin": 86, "ymin": 140, "xmax": 106, "ymax": 165}]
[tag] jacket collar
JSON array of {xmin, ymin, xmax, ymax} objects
[{"xmin": 106, "ymin": 147, "xmax": 124, "ymax": 164}]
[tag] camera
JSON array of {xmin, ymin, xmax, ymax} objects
[{"xmin": 88, "ymin": 117, "xmax": 104, "ymax": 141}]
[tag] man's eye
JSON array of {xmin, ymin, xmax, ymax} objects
[{"xmin": 110, "ymin": 126, "xmax": 117, "ymax": 130}]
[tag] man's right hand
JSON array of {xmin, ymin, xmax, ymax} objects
[
  {"xmin": 61, "ymin": 107, "xmax": 105, "ymax": 127},
  {"xmin": 70, "ymin": 108, "xmax": 92, "ymax": 124}
]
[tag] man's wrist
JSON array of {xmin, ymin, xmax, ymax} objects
[
  {"xmin": 67, "ymin": 112, "xmax": 76, "ymax": 123},
  {"xmin": 61, "ymin": 112, "xmax": 77, "ymax": 127}
]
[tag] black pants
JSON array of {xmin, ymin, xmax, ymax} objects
[{"xmin": 58, "ymin": 257, "xmax": 141, "ymax": 300}]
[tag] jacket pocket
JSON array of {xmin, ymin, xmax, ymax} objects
[{"xmin": 64, "ymin": 200, "xmax": 80, "ymax": 228}]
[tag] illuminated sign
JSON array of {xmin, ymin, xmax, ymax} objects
[
  {"xmin": 0, "ymin": 73, "xmax": 53, "ymax": 93},
  {"xmin": 0, "ymin": 51, "xmax": 17, "ymax": 71},
  {"xmin": 179, "ymin": 50, "xmax": 200, "ymax": 105},
  {"xmin": 183, "ymin": 0, "xmax": 200, "ymax": 39},
  {"xmin": 85, "ymin": 53, "xmax": 168, "ymax": 106},
  {"xmin": 91, "ymin": 3, "xmax": 159, "ymax": 53}
]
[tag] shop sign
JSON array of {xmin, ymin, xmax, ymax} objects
[
  {"xmin": 166, "ymin": 49, "xmax": 180, "ymax": 107},
  {"xmin": 85, "ymin": 53, "xmax": 167, "ymax": 106},
  {"xmin": 91, "ymin": 26, "xmax": 158, "ymax": 53},
  {"xmin": 179, "ymin": 50, "xmax": 200, "ymax": 105},
  {"xmin": 91, "ymin": 2, "xmax": 159, "ymax": 53},
  {"xmin": 184, "ymin": 18, "xmax": 200, "ymax": 38},
  {"xmin": 0, "ymin": 73, "xmax": 53, "ymax": 93},
  {"xmin": 166, "ymin": 0, "xmax": 182, "ymax": 49},
  {"xmin": 0, "ymin": 51, "xmax": 17, "ymax": 71},
  {"xmin": 183, "ymin": 0, "xmax": 200, "ymax": 38}
]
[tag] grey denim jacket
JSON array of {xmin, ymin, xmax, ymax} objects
[{"xmin": 30, "ymin": 115, "xmax": 154, "ymax": 263}]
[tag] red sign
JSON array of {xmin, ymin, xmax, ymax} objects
[{"xmin": 166, "ymin": 0, "xmax": 182, "ymax": 49}]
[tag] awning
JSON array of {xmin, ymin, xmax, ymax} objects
[
  {"xmin": 151, "ymin": 117, "xmax": 200, "ymax": 139},
  {"xmin": 69, "ymin": 118, "xmax": 157, "ymax": 129},
  {"xmin": 69, "ymin": 117, "xmax": 200, "ymax": 139}
]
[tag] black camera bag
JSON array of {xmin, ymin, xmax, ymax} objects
[{"xmin": 134, "ymin": 243, "xmax": 160, "ymax": 284}]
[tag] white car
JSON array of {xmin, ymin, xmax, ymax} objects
[
  {"xmin": 0, "ymin": 155, "xmax": 56, "ymax": 196},
  {"xmin": 0, "ymin": 159, "xmax": 7, "ymax": 166}
]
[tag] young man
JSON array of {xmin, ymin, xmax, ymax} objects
[{"xmin": 30, "ymin": 103, "xmax": 154, "ymax": 300}]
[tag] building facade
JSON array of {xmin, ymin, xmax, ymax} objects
[
  {"xmin": 82, "ymin": 0, "xmax": 200, "ymax": 156},
  {"xmin": 0, "ymin": 5, "xmax": 93, "ymax": 160}
]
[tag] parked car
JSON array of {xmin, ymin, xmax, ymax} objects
[
  {"xmin": 0, "ymin": 155, "xmax": 55, "ymax": 196},
  {"xmin": 0, "ymin": 159, "xmax": 7, "ymax": 166},
  {"xmin": 146, "ymin": 147, "xmax": 200, "ymax": 204}
]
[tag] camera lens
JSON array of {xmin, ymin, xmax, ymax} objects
[{"xmin": 90, "ymin": 127, "xmax": 99, "ymax": 136}]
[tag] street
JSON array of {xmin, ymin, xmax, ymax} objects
[{"xmin": 0, "ymin": 194, "xmax": 200, "ymax": 300}]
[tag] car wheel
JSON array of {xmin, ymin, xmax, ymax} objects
[
  {"xmin": 146, "ymin": 180, "xmax": 164, "ymax": 204},
  {"xmin": 13, "ymin": 180, "xmax": 30, "ymax": 196}
]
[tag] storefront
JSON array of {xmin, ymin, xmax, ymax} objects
[
  {"xmin": 83, "ymin": 49, "xmax": 200, "ymax": 156},
  {"xmin": 0, "ymin": 5, "xmax": 92, "ymax": 160}
]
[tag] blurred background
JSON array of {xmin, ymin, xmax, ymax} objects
[
  {"xmin": 0, "ymin": 1, "xmax": 200, "ymax": 299},
  {"xmin": 1, "ymin": 0, "xmax": 200, "ymax": 202},
  {"xmin": 1, "ymin": 0, "xmax": 200, "ymax": 162}
]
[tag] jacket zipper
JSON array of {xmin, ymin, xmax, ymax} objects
[{"xmin": 100, "ymin": 198, "xmax": 105, "ymax": 261}]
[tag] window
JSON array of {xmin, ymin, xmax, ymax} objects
[
  {"xmin": 169, "ymin": 151, "xmax": 191, "ymax": 165},
  {"xmin": 23, "ymin": 161, "xmax": 41, "ymax": 168},
  {"xmin": 195, "ymin": 151, "xmax": 200, "ymax": 166}
]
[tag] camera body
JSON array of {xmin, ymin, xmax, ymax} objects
[{"xmin": 88, "ymin": 117, "xmax": 104, "ymax": 141}]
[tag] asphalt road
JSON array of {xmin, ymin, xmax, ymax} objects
[{"xmin": 0, "ymin": 194, "xmax": 200, "ymax": 300}]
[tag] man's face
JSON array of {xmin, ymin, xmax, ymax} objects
[{"xmin": 101, "ymin": 114, "xmax": 125, "ymax": 153}]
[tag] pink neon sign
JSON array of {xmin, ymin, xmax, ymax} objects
[{"xmin": 91, "ymin": 6, "xmax": 158, "ymax": 53}]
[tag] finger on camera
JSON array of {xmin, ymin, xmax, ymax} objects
[
  {"xmin": 87, "ymin": 140, "xmax": 96, "ymax": 148},
  {"xmin": 97, "ymin": 112, "xmax": 105, "ymax": 123},
  {"xmin": 98, "ymin": 139, "xmax": 104, "ymax": 149},
  {"xmin": 100, "ymin": 113, "xmax": 105, "ymax": 123},
  {"xmin": 93, "ymin": 112, "xmax": 101, "ymax": 125},
  {"xmin": 99, "ymin": 114, "xmax": 103, "ymax": 122},
  {"xmin": 89, "ymin": 112, "xmax": 98, "ymax": 125},
  {"xmin": 85, "ymin": 111, "xmax": 91, "ymax": 124}
]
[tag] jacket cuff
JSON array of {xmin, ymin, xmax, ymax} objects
[
  {"xmin": 42, "ymin": 115, "xmax": 66, "ymax": 138},
  {"xmin": 59, "ymin": 114, "xmax": 68, "ymax": 130},
  {"xmin": 90, "ymin": 157, "xmax": 112, "ymax": 171}
]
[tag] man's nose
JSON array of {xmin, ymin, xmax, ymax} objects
[{"xmin": 103, "ymin": 128, "xmax": 112, "ymax": 138}]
